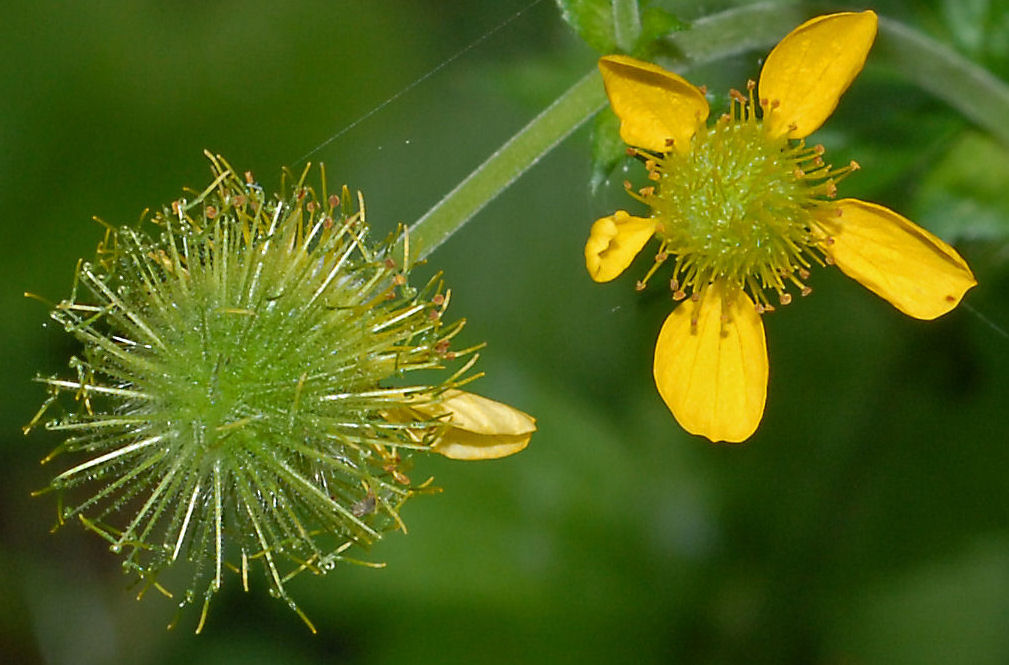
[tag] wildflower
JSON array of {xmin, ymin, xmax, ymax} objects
[
  {"xmin": 585, "ymin": 11, "xmax": 976, "ymax": 443},
  {"xmin": 25, "ymin": 154, "xmax": 534, "ymax": 632}
]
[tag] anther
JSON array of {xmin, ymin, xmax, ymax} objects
[
  {"xmin": 793, "ymin": 168, "xmax": 805, "ymax": 179},
  {"xmin": 788, "ymin": 121, "xmax": 798, "ymax": 132},
  {"xmin": 664, "ymin": 138, "xmax": 675, "ymax": 148},
  {"xmin": 730, "ymin": 89, "xmax": 746, "ymax": 104},
  {"xmin": 385, "ymin": 466, "xmax": 411, "ymax": 486},
  {"xmin": 849, "ymin": 160, "xmax": 861, "ymax": 170},
  {"xmin": 638, "ymin": 186, "xmax": 655, "ymax": 197},
  {"xmin": 432, "ymin": 294, "xmax": 445, "ymax": 306},
  {"xmin": 669, "ymin": 278, "xmax": 680, "ymax": 292},
  {"xmin": 623, "ymin": 180, "xmax": 633, "ymax": 190},
  {"xmin": 645, "ymin": 159, "xmax": 657, "ymax": 171},
  {"xmin": 626, "ymin": 147, "xmax": 637, "ymax": 157},
  {"xmin": 393, "ymin": 274, "xmax": 407, "ymax": 286},
  {"xmin": 655, "ymin": 252, "xmax": 668, "ymax": 262},
  {"xmin": 698, "ymin": 85, "xmax": 708, "ymax": 95},
  {"xmin": 384, "ymin": 258, "xmax": 397, "ymax": 270},
  {"xmin": 798, "ymin": 268, "xmax": 810, "ymax": 280},
  {"xmin": 672, "ymin": 290, "xmax": 686, "ymax": 301},
  {"xmin": 205, "ymin": 206, "xmax": 218, "ymax": 219},
  {"xmin": 690, "ymin": 292, "xmax": 701, "ymax": 302},
  {"xmin": 801, "ymin": 286, "xmax": 812, "ymax": 297},
  {"xmin": 813, "ymin": 145, "xmax": 825, "ymax": 155},
  {"xmin": 306, "ymin": 201, "xmax": 317, "ymax": 213},
  {"xmin": 648, "ymin": 171, "xmax": 660, "ymax": 182},
  {"xmin": 328, "ymin": 194, "xmax": 340, "ymax": 208},
  {"xmin": 244, "ymin": 171, "xmax": 255, "ymax": 185},
  {"xmin": 635, "ymin": 280, "xmax": 646, "ymax": 292}
]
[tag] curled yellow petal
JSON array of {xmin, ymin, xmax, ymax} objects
[
  {"xmin": 652, "ymin": 284, "xmax": 767, "ymax": 443},
  {"xmin": 585, "ymin": 211, "xmax": 656, "ymax": 282},
  {"xmin": 416, "ymin": 390, "xmax": 536, "ymax": 461},
  {"xmin": 820, "ymin": 199, "xmax": 977, "ymax": 320},
  {"xmin": 599, "ymin": 55, "xmax": 709, "ymax": 154},
  {"xmin": 759, "ymin": 11, "xmax": 877, "ymax": 139}
]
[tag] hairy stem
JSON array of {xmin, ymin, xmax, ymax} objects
[
  {"xmin": 876, "ymin": 16, "xmax": 1009, "ymax": 147},
  {"xmin": 406, "ymin": 1, "xmax": 1009, "ymax": 261}
]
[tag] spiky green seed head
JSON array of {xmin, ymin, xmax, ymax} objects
[{"xmin": 27, "ymin": 154, "xmax": 485, "ymax": 632}]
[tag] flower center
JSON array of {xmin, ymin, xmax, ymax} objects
[{"xmin": 630, "ymin": 84, "xmax": 858, "ymax": 310}]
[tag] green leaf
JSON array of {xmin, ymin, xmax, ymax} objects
[
  {"xmin": 636, "ymin": 5, "xmax": 687, "ymax": 57},
  {"xmin": 554, "ymin": 0, "xmax": 618, "ymax": 53},
  {"xmin": 555, "ymin": 0, "xmax": 685, "ymax": 55},
  {"xmin": 611, "ymin": 0, "xmax": 642, "ymax": 52}
]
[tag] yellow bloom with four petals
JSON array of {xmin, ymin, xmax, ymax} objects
[{"xmin": 585, "ymin": 11, "xmax": 976, "ymax": 443}]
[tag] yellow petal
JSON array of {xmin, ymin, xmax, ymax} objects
[
  {"xmin": 652, "ymin": 285, "xmax": 767, "ymax": 443},
  {"xmin": 820, "ymin": 199, "xmax": 977, "ymax": 320},
  {"xmin": 585, "ymin": 211, "xmax": 656, "ymax": 282},
  {"xmin": 431, "ymin": 429, "xmax": 532, "ymax": 461},
  {"xmin": 418, "ymin": 390, "xmax": 536, "ymax": 461},
  {"xmin": 598, "ymin": 55, "xmax": 709, "ymax": 154},
  {"xmin": 759, "ymin": 11, "xmax": 877, "ymax": 139}
]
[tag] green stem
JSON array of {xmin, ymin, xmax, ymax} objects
[
  {"xmin": 405, "ymin": 1, "xmax": 1009, "ymax": 262},
  {"xmin": 406, "ymin": 2, "xmax": 803, "ymax": 262},
  {"xmin": 876, "ymin": 16, "xmax": 1009, "ymax": 147},
  {"xmin": 406, "ymin": 68, "xmax": 605, "ymax": 262}
]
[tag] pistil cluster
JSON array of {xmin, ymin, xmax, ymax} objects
[{"xmin": 625, "ymin": 82, "xmax": 859, "ymax": 312}]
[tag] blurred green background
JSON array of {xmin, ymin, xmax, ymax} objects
[{"xmin": 3, "ymin": 0, "xmax": 1009, "ymax": 663}]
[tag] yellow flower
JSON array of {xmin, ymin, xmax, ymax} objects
[{"xmin": 585, "ymin": 11, "xmax": 977, "ymax": 443}]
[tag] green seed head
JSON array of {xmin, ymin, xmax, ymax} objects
[{"xmin": 27, "ymin": 154, "xmax": 478, "ymax": 632}]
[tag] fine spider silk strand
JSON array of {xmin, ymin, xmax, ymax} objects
[{"xmin": 292, "ymin": 0, "xmax": 546, "ymax": 166}]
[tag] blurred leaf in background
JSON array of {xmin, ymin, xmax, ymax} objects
[{"xmin": 3, "ymin": 1, "xmax": 1009, "ymax": 664}]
